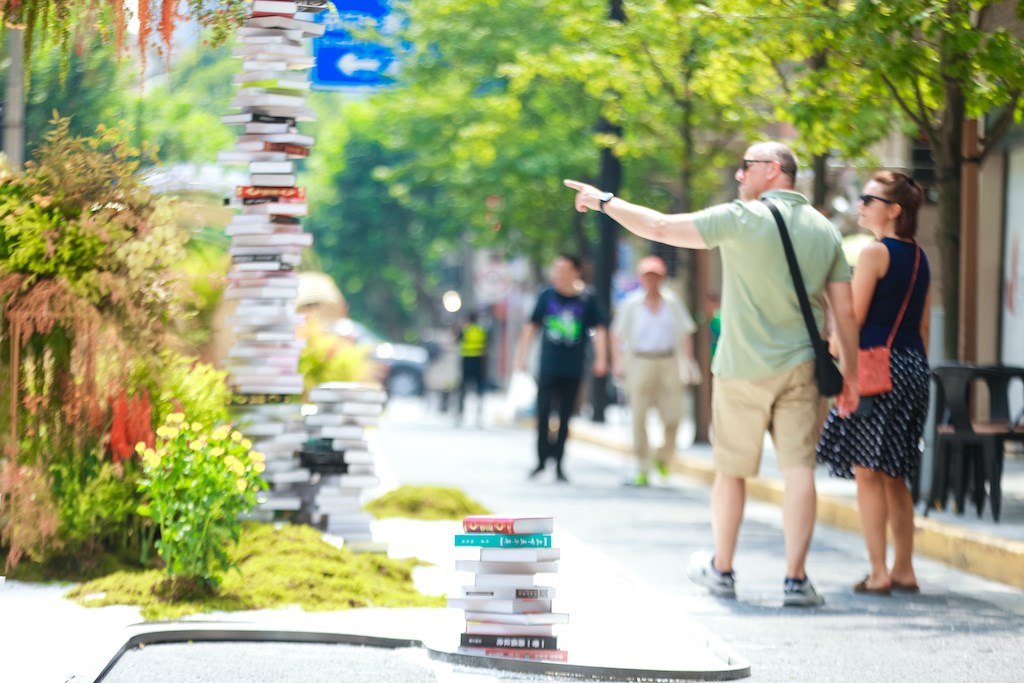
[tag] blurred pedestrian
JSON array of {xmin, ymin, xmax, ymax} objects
[
  {"xmin": 514, "ymin": 254, "xmax": 609, "ymax": 483},
  {"xmin": 705, "ymin": 292, "xmax": 722, "ymax": 360},
  {"xmin": 817, "ymin": 171, "xmax": 930, "ymax": 596},
  {"xmin": 456, "ymin": 313, "xmax": 488, "ymax": 426},
  {"xmin": 611, "ymin": 255, "xmax": 698, "ymax": 486},
  {"xmin": 565, "ymin": 140, "xmax": 860, "ymax": 607}
]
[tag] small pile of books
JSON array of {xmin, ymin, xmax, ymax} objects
[
  {"xmin": 237, "ymin": 401, "xmax": 311, "ymax": 518},
  {"xmin": 450, "ymin": 515, "xmax": 568, "ymax": 662},
  {"xmin": 300, "ymin": 382, "xmax": 388, "ymax": 550},
  {"xmin": 216, "ymin": 1, "xmax": 327, "ymax": 513}
]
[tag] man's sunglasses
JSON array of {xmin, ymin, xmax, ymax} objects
[
  {"xmin": 740, "ymin": 159, "xmax": 775, "ymax": 172},
  {"xmin": 859, "ymin": 194, "xmax": 896, "ymax": 206}
]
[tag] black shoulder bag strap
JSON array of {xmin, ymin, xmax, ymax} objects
[{"xmin": 762, "ymin": 198, "xmax": 821, "ymax": 347}]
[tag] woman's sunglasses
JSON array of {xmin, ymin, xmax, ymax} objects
[{"xmin": 859, "ymin": 194, "xmax": 896, "ymax": 206}]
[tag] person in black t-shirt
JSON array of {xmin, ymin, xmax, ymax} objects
[{"xmin": 513, "ymin": 254, "xmax": 609, "ymax": 482}]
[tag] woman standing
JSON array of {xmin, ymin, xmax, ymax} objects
[{"xmin": 817, "ymin": 171, "xmax": 931, "ymax": 595}]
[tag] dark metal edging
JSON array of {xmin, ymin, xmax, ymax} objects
[
  {"xmin": 92, "ymin": 626, "xmax": 419, "ymax": 682},
  {"xmin": 93, "ymin": 624, "xmax": 751, "ymax": 682},
  {"xmin": 426, "ymin": 646, "xmax": 751, "ymax": 682}
]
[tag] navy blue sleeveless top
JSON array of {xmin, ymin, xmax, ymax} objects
[{"xmin": 860, "ymin": 238, "xmax": 930, "ymax": 353}]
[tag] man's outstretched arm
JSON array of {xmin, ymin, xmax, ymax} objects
[{"xmin": 564, "ymin": 179, "xmax": 708, "ymax": 250}]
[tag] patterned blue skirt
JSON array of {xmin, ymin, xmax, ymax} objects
[{"xmin": 816, "ymin": 348, "xmax": 930, "ymax": 480}]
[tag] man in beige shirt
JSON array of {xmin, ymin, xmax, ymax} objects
[{"xmin": 611, "ymin": 255, "xmax": 697, "ymax": 486}]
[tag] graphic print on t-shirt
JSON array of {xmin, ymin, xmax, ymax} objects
[{"xmin": 544, "ymin": 298, "xmax": 584, "ymax": 346}]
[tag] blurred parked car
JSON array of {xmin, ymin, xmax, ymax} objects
[{"xmin": 331, "ymin": 318, "xmax": 429, "ymax": 396}]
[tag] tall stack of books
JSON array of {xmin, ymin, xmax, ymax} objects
[
  {"xmin": 217, "ymin": 1, "xmax": 328, "ymax": 515},
  {"xmin": 450, "ymin": 515, "xmax": 569, "ymax": 662},
  {"xmin": 299, "ymin": 382, "xmax": 388, "ymax": 550}
]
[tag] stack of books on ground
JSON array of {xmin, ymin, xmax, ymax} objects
[
  {"xmin": 450, "ymin": 515, "xmax": 568, "ymax": 663},
  {"xmin": 218, "ymin": 0, "xmax": 327, "ymax": 517},
  {"xmin": 300, "ymin": 382, "xmax": 388, "ymax": 551}
]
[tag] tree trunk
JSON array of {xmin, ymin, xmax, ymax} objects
[
  {"xmin": 812, "ymin": 153, "xmax": 829, "ymax": 211},
  {"xmin": 931, "ymin": 58, "xmax": 966, "ymax": 360}
]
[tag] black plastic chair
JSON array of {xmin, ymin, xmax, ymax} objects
[
  {"xmin": 928, "ymin": 364, "xmax": 1024, "ymax": 521},
  {"xmin": 979, "ymin": 365, "xmax": 1024, "ymax": 424}
]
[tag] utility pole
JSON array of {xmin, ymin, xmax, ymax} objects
[
  {"xmin": 3, "ymin": 29, "xmax": 26, "ymax": 169},
  {"xmin": 589, "ymin": 0, "xmax": 626, "ymax": 423}
]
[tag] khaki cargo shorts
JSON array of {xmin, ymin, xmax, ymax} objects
[{"xmin": 711, "ymin": 361, "xmax": 822, "ymax": 478}]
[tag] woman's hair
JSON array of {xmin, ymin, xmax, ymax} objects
[{"xmin": 872, "ymin": 171, "xmax": 924, "ymax": 239}]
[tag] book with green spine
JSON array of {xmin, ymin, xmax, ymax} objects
[{"xmin": 454, "ymin": 533, "xmax": 552, "ymax": 548}]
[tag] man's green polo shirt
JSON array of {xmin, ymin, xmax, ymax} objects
[{"xmin": 692, "ymin": 189, "xmax": 850, "ymax": 379}]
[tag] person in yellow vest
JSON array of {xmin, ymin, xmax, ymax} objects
[{"xmin": 457, "ymin": 313, "xmax": 488, "ymax": 425}]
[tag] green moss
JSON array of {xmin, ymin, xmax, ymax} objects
[
  {"xmin": 64, "ymin": 523, "xmax": 445, "ymax": 620},
  {"xmin": 364, "ymin": 485, "xmax": 491, "ymax": 521},
  {"xmin": 5, "ymin": 547, "xmax": 143, "ymax": 583}
]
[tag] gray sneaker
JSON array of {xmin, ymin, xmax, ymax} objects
[
  {"xmin": 783, "ymin": 577, "xmax": 826, "ymax": 607},
  {"xmin": 688, "ymin": 552, "xmax": 736, "ymax": 598}
]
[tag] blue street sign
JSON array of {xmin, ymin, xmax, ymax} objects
[
  {"xmin": 312, "ymin": 1, "xmax": 396, "ymax": 89},
  {"xmin": 329, "ymin": 0, "xmax": 388, "ymax": 19},
  {"xmin": 313, "ymin": 42, "xmax": 395, "ymax": 88}
]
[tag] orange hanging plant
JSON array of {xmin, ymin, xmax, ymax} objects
[{"xmin": 0, "ymin": 1, "xmax": 251, "ymax": 77}]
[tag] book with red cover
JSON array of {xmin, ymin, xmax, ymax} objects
[
  {"xmin": 456, "ymin": 646, "xmax": 568, "ymax": 662},
  {"xmin": 233, "ymin": 142, "xmax": 310, "ymax": 157},
  {"xmin": 462, "ymin": 515, "xmax": 554, "ymax": 535},
  {"xmin": 237, "ymin": 186, "xmax": 307, "ymax": 200}
]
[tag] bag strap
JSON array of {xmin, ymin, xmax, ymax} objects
[
  {"xmin": 762, "ymin": 198, "xmax": 824, "ymax": 349},
  {"xmin": 884, "ymin": 243, "xmax": 921, "ymax": 349}
]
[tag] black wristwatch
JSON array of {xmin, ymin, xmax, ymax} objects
[{"xmin": 597, "ymin": 191, "xmax": 614, "ymax": 213}]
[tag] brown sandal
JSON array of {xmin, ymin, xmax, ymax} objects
[
  {"xmin": 853, "ymin": 577, "xmax": 892, "ymax": 596},
  {"xmin": 890, "ymin": 580, "xmax": 920, "ymax": 594}
]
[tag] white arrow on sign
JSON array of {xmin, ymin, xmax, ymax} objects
[{"xmin": 338, "ymin": 52, "xmax": 382, "ymax": 75}]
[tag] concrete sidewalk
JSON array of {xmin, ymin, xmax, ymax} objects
[
  {"xmin": 3, "ymin": 396, "xmax": 1022, "ymax": 682},
  {"xmin": 569, "ymin": 403, "xmax": 1024, "ymax": 590}
]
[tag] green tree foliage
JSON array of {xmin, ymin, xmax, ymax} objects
[
  {"xmin": 703, "ymin": 0, "xmax": 1024, "ymax": 355},
  {"xmin": 364, "ymin": 0, "xmax": 606, "ymax": 264},
  {"xmin": 0, "ymin": 35, "xmax": 128, "ymax": 161},
  {"xmin": 130, "ymin": 45, "xmax": 238, "ymax": 164},
  {"xmin": 833, "ymin": 0, "xmax": 1024, "ymax": 357},
  {"xmin": 304, "ymin": 100, "xmax": 450, "ymax": 340}
]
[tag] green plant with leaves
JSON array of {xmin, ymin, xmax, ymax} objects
[
  {"xmin": 298, "ymin": 321, "xmax": 373, "ymax": 393},
  {"xmin": 137, "ymin": 413, "xmax": 267, "ymax": 589},
  {"xmin": 0, "ymin": 116, "xmax": 190, "ymax": 572},
  {"xmin": 139, "ymin": 350, "xmax": 230, "ymax": 429}
]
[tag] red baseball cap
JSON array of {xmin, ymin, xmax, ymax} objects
[{"xmin": 637, "ymin": 255, "xmax": 667, "ymax": 277}]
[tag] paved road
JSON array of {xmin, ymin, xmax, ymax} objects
[{"xmin": 377, "ymin": 399, "xmax": 1024, "ymax": 683}]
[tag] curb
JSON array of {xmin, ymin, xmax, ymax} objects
[{"xmin": 570, "ymin": 426, "xmax": 1024, "ymax": 591}]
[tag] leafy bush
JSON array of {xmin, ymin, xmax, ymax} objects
[
  {"xmin": 0, "ymin": 116, "xmax": 191, "ymax": 572},
  {"xmin": 145, "ymin": 350, "xmax": 230, "ymax": 428},
  {"xmin": 136, "ymin": 413, "xmax": 266, "ymax": 588},
  {"xmin": 364, "ymin": 485, "xmax": 491, "ymax": 521},
  {"xmin": 299, "ymin": 321, "xmax": 373, "ymax": 393}
]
